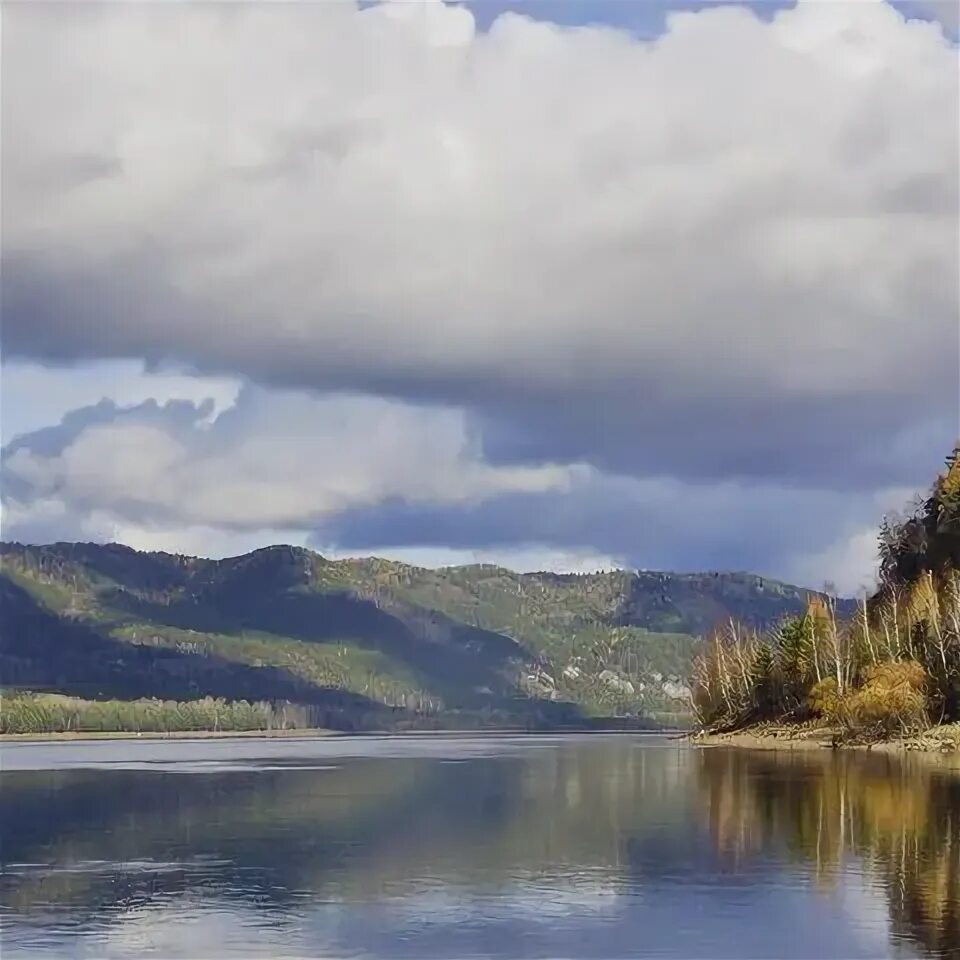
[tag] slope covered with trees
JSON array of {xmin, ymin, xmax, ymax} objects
[
  {"xmin": 0, "ymin": 539, "xmax": 849, "ymax": 731},
  {"xmin": 692, "ymin": 445, "xmax": 960, "ymax": 742}
]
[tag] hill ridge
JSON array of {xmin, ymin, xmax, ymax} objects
[
  {"xmin": 0, "ymin": 540, "xmax": 855, "ymax": 730},
  {"xmin": 1, "ymin": 539, "xmax": 826, "ymax": 591}
]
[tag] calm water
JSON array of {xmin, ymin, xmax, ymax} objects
[{"xmin": 1, "ymin": 734, "xmax": 957, "ymax": 959}]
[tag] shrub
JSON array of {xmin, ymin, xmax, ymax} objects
[
  {"xmin": 843, "ymin": 661, "xmax": 929, "ymax": 740},
  {"xmin": 808, "ymin": 677, "xmax": 842, "ymax": 723},
  {"xmin": 807, "ymin": 662, "xmax": 928, "ymax": 740}
]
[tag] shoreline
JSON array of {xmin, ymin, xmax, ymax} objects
[
  {"xmin": 691, "ymin": 722, "xmax": 960, "ymax": 764},
  {"xmin": 0, "ymin": 726, "xmax": 684, "ymax": 745},
  {"xmin": 0, "ymin": 727, "xmax": 340, "ymax": 744}
]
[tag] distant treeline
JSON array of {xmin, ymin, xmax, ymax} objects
[
  {"xmin": 692, "ymin": 445, "xmax": 960, "ymax": 742},
  {"xmin": 0, "ymin": 690, "xmax": 616, "ymax": 735},
  {"xmin": 0, "ymin": 692, "xmax": 320, "ymax": 735}
]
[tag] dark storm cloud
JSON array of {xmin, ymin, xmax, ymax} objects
[
  {"xmin": 311, "ymin": 472, "xmax": 885, "ymax": 585},
  {"xmin": 473, "ymin": 389, "xmax": 956, "ymax": 492}
]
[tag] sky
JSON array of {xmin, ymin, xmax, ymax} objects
[{"xmin": 1, "ymin": 0, "xmax": 958, "ymax": 595}]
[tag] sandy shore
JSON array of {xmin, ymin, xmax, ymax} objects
[
  {"xmin": 692, "ymin": 722, "xmax": 960, "ymax": 765},
  {"xmin": 693, "ymin": 728, "xmax": 834, "ymax": 752}
]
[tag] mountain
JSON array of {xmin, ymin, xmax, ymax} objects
[{"xmin": 0, "ymin": 541, "xmax": 855, "ymax": 730}]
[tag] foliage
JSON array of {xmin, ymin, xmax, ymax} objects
[
  {"xmin": 807, "ymin": 678, "xmax": 842, "ymax": 722},
  {"xmin": 690, "ymin": 620, "xmax": 764, "ymax": 729},
  {"xmin": 0, "ymin": 691, "xmax": 307, "ymax": 735},
  {"xmin": 692, "ymin": 444, "xmax": 960, "ymax": 740},
  {"xmin": 840, "ymin": 661, "xmax": 929, "ymax": 740},
  {"xmin": 806, "ymin": 663, "xmax": 927, "ymax": 739},
  {"xmin": 774, "ymin": 614, "xmax": 817, "ymax": 709},
  {"xmin": 749, "ymin": 642, "xmax": 777, "ymax": 715},
  {"xmin": 879, "ymin": 446, "xmax": 960, "ymax": 588}
]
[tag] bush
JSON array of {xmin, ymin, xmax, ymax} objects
[
  {"xmin": 808, "ymin": 677, "xmax": 842, "ymax": 723},
  {"xmin": 842, "ymin": 661, "xmax": 928, "ymax": 740},
  {"xmin": 807, "ymin": 663, "xmax": 928, "ymax": 741}
]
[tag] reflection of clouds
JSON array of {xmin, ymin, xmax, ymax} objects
[
  {"xmin": 832, "ymin": 879, "xmax": 907, "ymax": 960},
  {"xmin": 88, "ymin": 880, "xmax": 630, "ymax": 960},
  {"xmin": 376, "ymin": 874, "xmax": 623, "ymax": 925},
  {"xmin": 7, "ymin": 873, "xmax": 897, "ymax": 960},
  {"xmin": 2, "ymin": 732, "xmax": 667, "ymax": 772},
  {"xmin": 297, "ymin": 874, "xmax": 891, "ymax": 960},
  {"xmin": 80, "ymin": 897, "xmax": 358, "ymax": 960},
  {"xmin": 502, "ymin": 877, "xmax": 622, "ymax": 919}
]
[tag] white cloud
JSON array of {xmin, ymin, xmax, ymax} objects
[
  {"xmin": 787, "ymin": 525, "xmax": 882, "ymax": 596},
  {"xmin": 784, "ymin": 484, "xmax": 919, "ymax": 593},
  {"xmin": 2, "ymin": 0, "xmax": 955, "ymax": 490},
  {"xmin": 2, "ymin": 387, "xmax": 574, "ymax": 535}
]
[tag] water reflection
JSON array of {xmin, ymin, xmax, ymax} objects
[
  {"xmin": 696, "ymin": 748, "xmax": 960, "ymax": 959},
  {"xmin": 0, "ymin": 736, "xmax": 956, "ymax": 958}
]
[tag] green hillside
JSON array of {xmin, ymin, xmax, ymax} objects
[{"xmin": 0, "ymin": 541, "xmax": 852, "ymax": 730}]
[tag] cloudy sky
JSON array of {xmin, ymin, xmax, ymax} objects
[{"xmin": 2, "ymin": 0, "xmax": 957, "ymax": 594}]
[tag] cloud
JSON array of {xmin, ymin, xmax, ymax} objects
[
  {"xmin": 0, "ymin": 0, "xmax": 954, "ymax": 592},
  {"xmin": 1, "ymin": 0, "xmax": 955, "ymax": 494},
  {"xmin": 786, "ymin": 525, "xmax": 883, "ymax": 597},
  {"xmin": 1, "ymin": 378, "xmax": 903, "ymax": 588},
  {"xmin": 0, "ymin": 359, "xmax": 241, "ymax": 443},
  {"xmin": 912, "ymin": 0, "xmax": 960, "ymax": 33},
  {"xmin": 312, "ymin": 467, "xmax": 911, "ymax": 590},
  {"xmin": 1, "ymin": 387, "xmax": 573, "ymax": 540},
  {"xmin": 3, "ymin": 374, "xmax": 906, "ymax": 588}
]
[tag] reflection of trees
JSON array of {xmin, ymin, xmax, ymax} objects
[{"xmin": 696, "ymin": 749, "xmax": 960, "ymax": 958}]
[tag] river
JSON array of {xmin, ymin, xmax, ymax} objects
[{"xmin": 0, "ymin": 734, "xmax": 956, "ymax": 958}]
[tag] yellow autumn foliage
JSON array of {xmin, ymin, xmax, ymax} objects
[{"xmin": 842, "ymin": 661, "xmax": 928, "ymax": 738}]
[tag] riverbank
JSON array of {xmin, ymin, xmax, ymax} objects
[
  {"xmin": 0, "ymin": 727, "xmax": 339, "ymax": 743},
  {"xmin": 0, "ymin": 725, "xmax": 685, "ymax": 744},
  {"xmin": 692, "ymin": 720, "xmax": 960, "ymax": 762}
]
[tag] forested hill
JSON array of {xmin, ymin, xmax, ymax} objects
[{"xmin": 0, "ymin": 541, "xmax": 854, "ymax": 729}]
